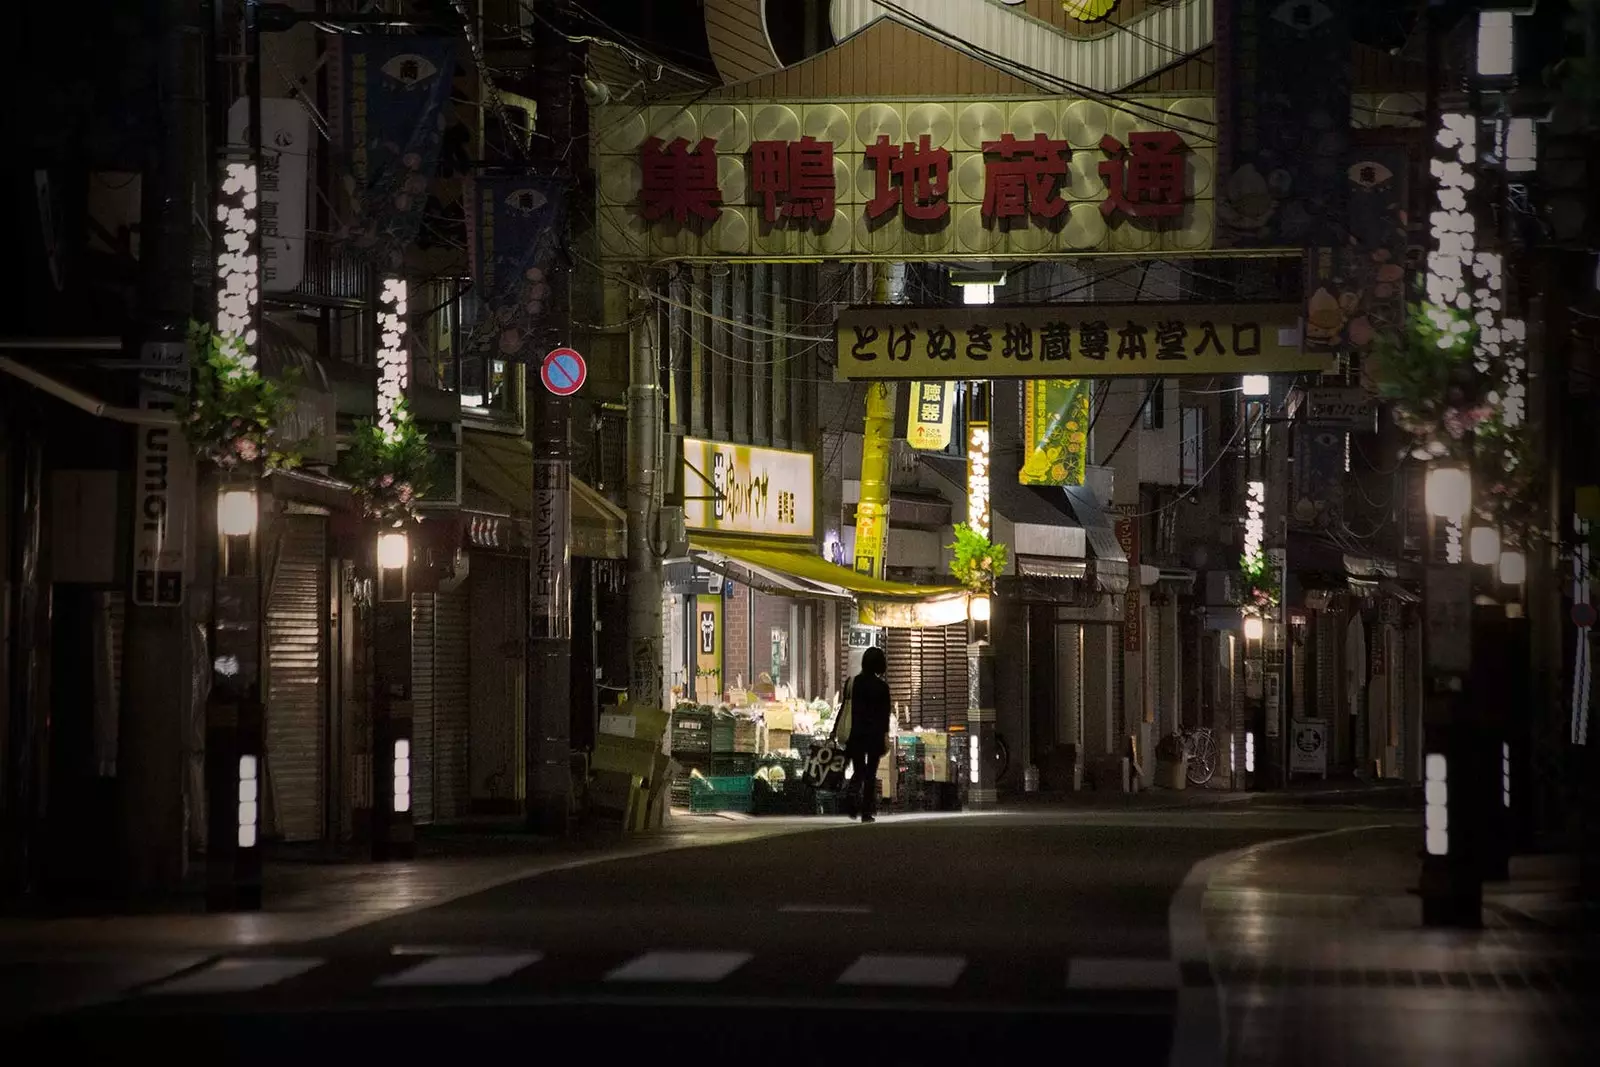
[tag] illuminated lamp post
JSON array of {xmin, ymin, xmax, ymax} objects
[
  {"xmin": 207, "ymin": 481, "xmax": 264, "ymax": 911},
  {"xmin": 370, "ymin": 278, "xmax": 416, "ymax": 861},
  {"xmin": 1420, "ymin": 461, "xmax": 1482, "ymax": 926}
]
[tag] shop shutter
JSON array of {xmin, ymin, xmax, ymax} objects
[
  {"xmin": 265, "ymin": 515, "xmax": 328, "ymax": 842},
  {"xmin": 942, "ymin": 622, "xmax": 968, "ymax": 729},
  {"xmin": 411, "ymin": 593, "xmax": 437, "ymax": 824},
  {"xmin": 1316, "ymin": 611, "xmax": 1339, "ymax": 721},
  {"xmin": 885, "ymin": 627, "xmax": 916, "ymax": 723},
  {"xmin": 433, "ymin": 584, "xmax": 471, "ymax": 819}
]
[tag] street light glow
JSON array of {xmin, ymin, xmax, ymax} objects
[
  {"xmin": 1469, "ymin": 526, "xmax": 1502, "ymax": 566},
  {"xmin": 1498, "ymin": 549, "xmax": 1527, "ymax": 586},
  {"xmin": 377, "ymin": 531, "xmax": 410, "ymax": 571},
  {"xmin": 1243, "ymin": 615, "xmax": 1265, "ymax": 641},
  {"xmin": 218, "ymin": 489, "xmax": 258, "ymax": 538},
  {"xmin": 1241, "ymin": 374, "xmax": 1269, "ymax": 397},
  {"xmin": 1424, "ymin": 466, "xmax": 1471, "ymax": 521}
]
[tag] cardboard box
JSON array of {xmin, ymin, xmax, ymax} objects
[
  {"xmin": 764, "ymin": 705, "xmax": 796, "ymax": 731},
  {"xmin": 766, "ymin": 728, "xmax": 792, "ymax": 753}
]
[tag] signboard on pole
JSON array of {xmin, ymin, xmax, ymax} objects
[
  {"xmin": 1424, "ymin": 566, "xmax": 1473, "ymax": 675},
  {"xmin": 1114, "ymin": 506, "xmax": 1140, "ymax": 653},
  {"xmin": 1290, "ymin": 719, "xmax": 1328, "ymax": 776},
  {"xmin": 131, "ymin": 341, "xmax": 191, "ymax": 607},
  {"xmin": 835, "ymin": 303, "xmax": 1323, "ymax": 380},
  {"xmin": 906, "ymin": 381, "xmax": 956, "ymax": 450},
  {"xmin": 681, "ymin": 438, "xmax": 815, "ymax": 539},
  {"xmin": 530, "ymin": 458, "xmax": 571, "ymax": 639},
  {"xmin": 541, "ymin": 347, "xmax": 587, "ymax": 396},
  {"xmin": 228, "ymin": 97, "xmax": 308, "ymax": 292},
  {"xmin": 1265, "ymin": 669, "xmax": 1283, "ymax": 738},
  {"xmin": 1306, "ymin": 386, "xmax": 1377, "ymax": 432}
]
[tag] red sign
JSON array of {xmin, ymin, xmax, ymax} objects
[
  {"xmin": 1115, "ymin": 508, "xmax": 1141, "ymax": 653},
  {"xmin": 541, "ymin": 347, "xmax": 587, "ymax": 396},
  {"xmin": 637, "ymin": 130, "xmax": 1192, "ymax": 230}
]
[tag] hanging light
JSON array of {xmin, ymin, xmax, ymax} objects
[
  {"xmin": 1243, "ymin": 615, "xmax": 1265, "ymax": 641},
  {"xmin": 1469, "ymin": 526, "xmax": 1502, "ymax": 566},
  {"xmin": 1425, "ymin": 466, "xmax": 1472, "ymax": 521},
  {"xmin": 1498, "ymin": 549, "xmax": 1527, "ymax": 585},
  {"xmin": 217, "ymin": 488, "xmax": 259, "ymax": 538}
]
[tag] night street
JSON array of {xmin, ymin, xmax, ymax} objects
[{"xmin": 7, "ymin": 793, "xmax": 1592, "ymax": 1065}]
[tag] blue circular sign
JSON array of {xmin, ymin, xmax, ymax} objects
[{"xmin": 541, "ymin": 347, "xmax": 586, "ymax": 396}]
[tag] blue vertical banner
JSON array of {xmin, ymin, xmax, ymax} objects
[
  {"xmin": 331, "ymin": 36, "xmax": 457, "ymax": 270},
  {"xmin": 464, "ymin": 175, "xmax": 566, "ymax": 361},
  {"xmin": 1216, "ymin": 0, "xmax": 1352, "ymax": 248},
  {"xmin": 1305, "ymin": 140, "xmax": 1413, "ymax": 353}
]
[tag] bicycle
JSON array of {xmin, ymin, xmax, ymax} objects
[{"xmin": 1180, "ymin": 725, "xmax": 1218, "ymax": 786}]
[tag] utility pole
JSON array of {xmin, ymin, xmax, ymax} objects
[
  {"xmin": 627, "ymin": 288, "xmax": 665, "ymax": 716},
  {"xmin": 122, "ymin": 0, "xmax": 208, "ymax": 903},
  {"xmin": 526, "ymin": 0, "xmax": 574, "ymax": 835}
]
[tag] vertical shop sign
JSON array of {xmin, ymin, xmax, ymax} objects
[
  {"xmin": 132, "ymin": 341, "xmax": 191, "ymax": 606},
  {"xmin": 694, "ymin": 593, "xmax": 722, "ymax": 703},
  {"xmin": 1115, "ymin": 505, "xmax": 1140, "ymax": 652},
  {"xmin": 907, "ymin": 381, "xmax": 956, "ymax": 451},
  {"xmin": 227, "ymin": 97, "xmax": 308, "ymax": 292},
  {"xmin": 531, "ymin": 459, "xmax": 570, "ymax": 639}
]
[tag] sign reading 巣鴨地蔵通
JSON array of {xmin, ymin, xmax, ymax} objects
[
  {"xmin": 834, "ymin": 304, "xmax": 1327, "ymax": 381},
  {"xmin": 593, "ymin": 96, "xmax": 1218, "ymax": 261},
  {"xmin": 681, "ymin": 437, "xmax": 815, "ymax": 539}
]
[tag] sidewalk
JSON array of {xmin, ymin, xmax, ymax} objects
[
  {"xmin": 1189, "ymin": 823, "xmax": 1597, "ymax": 1067},
  {"xmin": 1000, "ymin": 777, "xmax": 1416, "ymax": 813}
]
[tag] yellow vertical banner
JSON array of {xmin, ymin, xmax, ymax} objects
[
  {"xmin": 694, "ymin": 593, "xmax": 722, "ymax": 703},
  {"xmin": 907, "ymin": 381, "xmax": 956, "ymax": 451},
  {"xmin": 854, "ymin": 381, "xmax": 896, "ymax": 578},
  {"xmin": 1019, "ymin": 379, "xmax": 1091, "ymax": 486}
]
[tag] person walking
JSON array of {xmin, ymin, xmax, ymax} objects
[{"xmin": 844, "ymin": 647, "xmax": 892, "ymax": 822}]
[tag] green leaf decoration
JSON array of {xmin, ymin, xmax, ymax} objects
[
  {"xmin": 336, "ymin": 407, "xmax": 434, "ymax": 527},
  {"xmin": 947, "ymin": 523, "xmax": 1008, "ymax": 593},
  {"xmin": 178, "ymin": 321, "xmax": 306, "ymax": 475}
]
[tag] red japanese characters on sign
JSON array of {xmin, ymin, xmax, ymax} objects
[
  {"xmin": 866, "ymin": 134, "xmax": 952, "ymax": 222},
  {"xmin": 980, "ymin": 133, "xmax": 1069, "ymax": 221},
  {"xmin": 637, "ymin": 131, "xmax": 1193, "ymax": 228},
  {"xmin": 1098, "ymin": 131, "xmax": 1187, "ymax": 220},
  {"xmin": 639, "ymin": 136, "xmax": 721, "ymax": 223},
  {"xmin": 750, "ymin": 135, "xmax": 835, "ymax": 223}
]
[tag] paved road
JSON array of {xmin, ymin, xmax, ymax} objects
[{"xmin": 6, "ymin": 804, "xmax": 1411, "ymax": 1064}]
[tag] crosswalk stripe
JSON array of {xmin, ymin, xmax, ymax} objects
[
  {"xmin": 375, "ymin": 952, "xmax": 544, "ymax": 988},
  {"xmin": 146, "ymin": 958, "xmax": 323, "ymax": 995},
  {"xmin": 837, "ymin": 954, "xmax": 967, "ymax": 988},
  {"xmin": 1067, "ymin": 957, "xmax": 1182, "ymax": 991},
  {"xmin": 604, "ymin": 951, "xmax": 753, "ymax": 983}
]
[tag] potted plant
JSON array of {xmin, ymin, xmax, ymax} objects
[
  {"xmin": 1154, "ymin": 733, "xmax": 1188, "ymax": 790},
  {"xmin": 948, "ymin": 522, "xmax": 1009, "ymax": 592}
]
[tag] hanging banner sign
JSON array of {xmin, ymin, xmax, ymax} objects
[
  {"xmin": 682, "ymin": 438, "xmax": 815, "ymax": 539},
  {"xmin": 1115, "ymin": 505, "xmax": 1141, "ymax": 653},
  {"xmin": 227, "ymin": 97, "xmax": 308, "ymax": 292},
  {"xmin": 1306, "ymin": 386, "xmax": 1378, "ymax": 431},
  {"xmin": 330, "ymin": 36, "xmax": 457, "ymax": 267},
  {"xmin": 1020, "ymin": 379, "xmax": 1091, "ymax": 486},
  {"xmin": 593, "ymin": 95, "xmax": 1218, "ymax": 261},
  {"xmin": 907, "ymin": 381, "xmax": 956, "ymax": 451},
  {"xmin": 466, "ymin": 175, "xmax": 566, "ymax": 362},
  {"xmin": 835, "ymin": 304, "xmax": 1321, "ymax": 380}
]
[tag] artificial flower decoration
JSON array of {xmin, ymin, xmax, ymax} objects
[
  {"xmin": 178, "ymin": 321, "xmax": 305, "ymax": 475},
  {"xmin": 337, "ymin": 404, "xmax": 435, "ymax": 527},
  {"xmin": 948, "ymin": 523, "xmax": 1008, "ymax": 593}
]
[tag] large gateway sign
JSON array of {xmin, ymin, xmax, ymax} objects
[
  {"xmin": 834, "ymin": 304, "xmax": 1326, "ymax": 380},
  {"xmin": 595, "ymin": 96, "xmax": 1217, "ymax": 261}
]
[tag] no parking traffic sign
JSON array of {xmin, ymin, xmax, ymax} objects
[{"xmin": 541, "ymin": 347, "xmax": 587, "ymax": 396}]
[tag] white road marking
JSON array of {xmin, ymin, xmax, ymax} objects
[
  {"xmin": 375, "ymin": 952, "xmax": 543, "ymax": 987},
  {"xmin": 778, "ymin": 904, "xmax": 872, "ymax": 914},
  {"xmin": 1068, "ymin": 957, "xmax": 1182, "ymax": 991},
  {"xmin": 837, "ymin": 954, "xmax": 966, "ymax": 988},
  {"xmin": 604, "ymin": 951, "xmax": 753, "ymax": 983},
  {"xmin": 146, "ymin": 958, "xmax": 323, "ymax": 995}
]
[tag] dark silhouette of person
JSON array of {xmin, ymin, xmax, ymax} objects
[{"xmin": 845, "ymin": 647, "xmax": 892, "ymax": 822}]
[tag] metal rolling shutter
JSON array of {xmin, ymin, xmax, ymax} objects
[
  {"xmin": 433, "ymin": 585, "xmax": 471, "ymax": 819},
  {"xmin": 411, "ymin": 594, "xmax": 437, "ymax": 824},
  {"xmin": 885, "ymin": 627, "xmax": 918, "ymax": 725},
  {"xmin": 942, "ymin": 622, "xmax": 968, "ymax": 729},
  {"xmin": 265, "ymin": 515, "xmax": 328, "ymax": 842}
]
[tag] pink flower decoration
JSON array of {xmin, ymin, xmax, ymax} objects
[
  {"xmin": 379, "ymin": 473, "xmax": 395, "ymax": 488},
  {"xmin": 235, "ymin": 438, "xmax": 259, "ymax": 461}
]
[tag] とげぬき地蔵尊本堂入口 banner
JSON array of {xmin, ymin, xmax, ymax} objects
[{"xmin": 833, "ymin": 303, "xmax": 1329, "ymax": 380}]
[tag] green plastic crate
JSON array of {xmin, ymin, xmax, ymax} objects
[{"xmin": 689, "ymin": 775, "xmax": 754, "ymax": 814}]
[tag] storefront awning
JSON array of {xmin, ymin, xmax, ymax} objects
[
  {"xmin": 462, "ymin": 428, "xmax": 627, "ymax": 559},
  {"xmin": 689, "ymin": 533, "xmax": 961, "ymax": 604},
  {"xmin": 1062, "ymin": 485, "xmax": 1130, "ymax": 594}
]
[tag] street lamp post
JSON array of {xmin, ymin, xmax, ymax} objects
[
  {"xmin": 1421, "ymin": 464, "xmax": 1483, "ymax": 926},
  {"xmin": 372, "ymin": 528, "xmax": 415, "ymax": 860},
  {"xmin": 206, "ymin": 479, "xmax": 264, "ymax": 911}
]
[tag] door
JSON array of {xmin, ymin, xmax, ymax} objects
[{"xmin": 265, "ymin": 514, "xmax": 329, "ymax": 842}]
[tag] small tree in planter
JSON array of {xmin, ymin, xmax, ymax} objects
[
  {"xmin": 948, "ymin": 522, "xmax": 1008, "ymax": 593},
  {"xmin": 1154, "ymin": 732, "xmax": 1188, "ymax": 790},
  {"xmin": 338, "ymin": 404, "xmax": 435, "ymax": 528}
]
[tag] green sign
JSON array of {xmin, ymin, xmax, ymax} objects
[{"xmin": 1020, "ymin": 379, "xmax": 1091, "ymax": 486}]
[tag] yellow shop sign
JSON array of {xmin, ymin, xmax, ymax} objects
[{"xmin": 682, "ymin": 438, "xmax": 815, "ymax": 539}]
